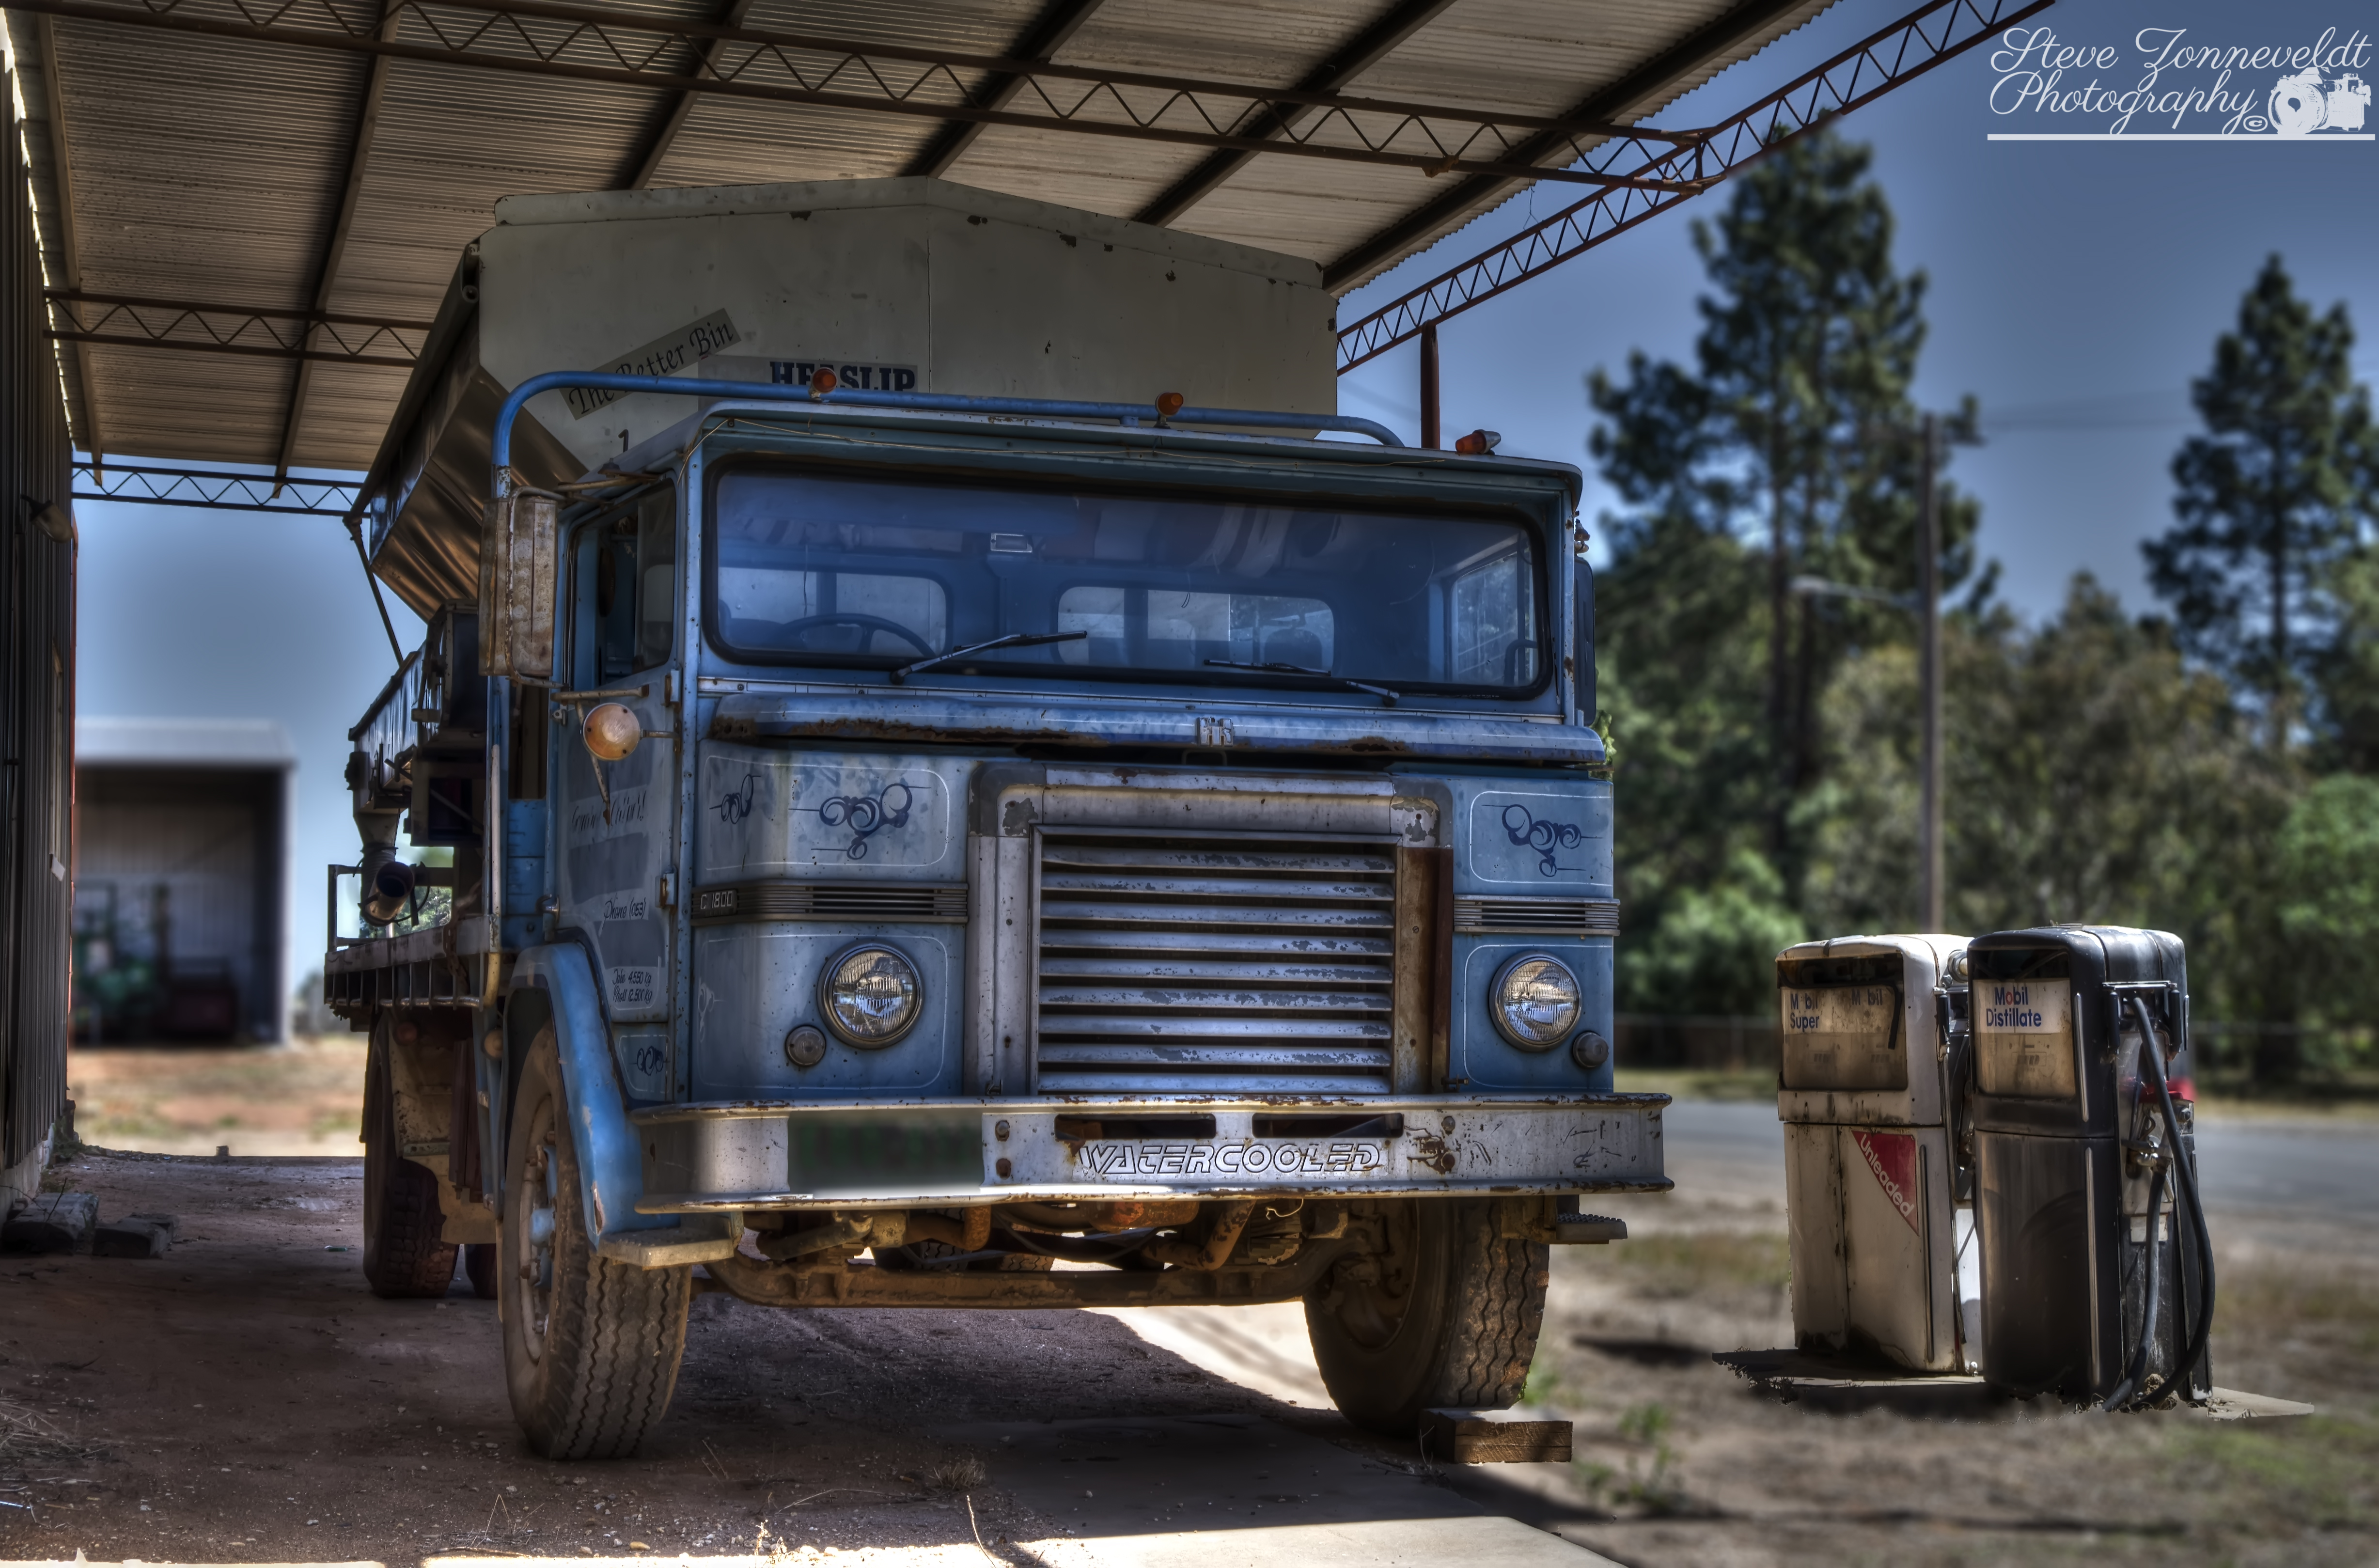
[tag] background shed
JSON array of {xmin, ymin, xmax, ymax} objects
[{"xmin": 75, "ymin": 718, "xmax": 295, "ymax": 1044}]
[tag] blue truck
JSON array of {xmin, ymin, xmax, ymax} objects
[{"xmin": 325, "ymin": 177, "xmax": 1664, "ymax": 1456}]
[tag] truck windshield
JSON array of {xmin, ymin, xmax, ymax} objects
[{"xmin": 706, "ymin": 466, "xmax": 1545, "ymax": 696}]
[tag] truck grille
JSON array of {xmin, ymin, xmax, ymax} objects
[{"xmin": 1034, "ymin": 828, "xmax": 1397, "ymax": 1094}]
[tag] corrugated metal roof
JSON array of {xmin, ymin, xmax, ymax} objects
[
  {"xmin": 78, "ymin": 716, "xmax": 298, "ymax": 768},
  {"xmin": 6, "ymin": 0, "xmax": 1838, "ymax": 472}
]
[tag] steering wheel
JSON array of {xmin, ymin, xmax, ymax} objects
[{"xmin": 772, "ymin": 613, "xmax": 934, "ymax": 659}]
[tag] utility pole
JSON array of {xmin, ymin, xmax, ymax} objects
[{"xmin": 1917, "ymin": 412, "xmax": 1943, "ymax": 934}]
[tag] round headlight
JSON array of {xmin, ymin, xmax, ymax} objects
[
  {"xmin": 1489, "ymin": 954, "xmax": 1582, "ymax": 1051},
  {"xmin": 817, "ymin": 945, "xmax": 923, "ymax": 1048}
]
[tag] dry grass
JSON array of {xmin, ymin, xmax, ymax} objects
[
  {"xmin": 2218, "ymin": 1259, "xmax": 2379, "ymax": 1346},
  {"xmin": 66, "ymin": 1035, "xmax": 367, "ymax": 1156},
  {"xmin": 1595, "ymin": 1229, "xmax": 1792, "ymax": 1299},
  {"xmin": 923, "ymin": 1456, "xmax": 987, "ymax": 1492},
  {"xmin": 0, "ymin": 1398, "xmax": 103, "ymax": 1470}
]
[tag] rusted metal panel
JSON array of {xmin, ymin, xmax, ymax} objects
[
  {"xmin": 477, "ymin": 487, "xmax": 558, "ymax": 679},
  {"xmin": 1390, "ymin": 844, "xmax": 1444, "ymax": 1092},
  {"xmin": 702, "ymin": 1220, "xmax": 1344, "ymax": 1308}
]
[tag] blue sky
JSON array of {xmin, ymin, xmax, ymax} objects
[{"xmin": 75, "ymin": 0, "xmax": 2379, "ymax": 1004}]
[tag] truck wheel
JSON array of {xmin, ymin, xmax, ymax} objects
[
  {"xmin": 501, "ymin": 1027, "xmax": 690, "ymax": 1459},
  {"xmin": 1302, "ymin": 1198, "xmax": 1548, "ymax": 1435},
  {"xmin": 362, "ymin": 1019, "xmax": 461, "ymax": 1298}
]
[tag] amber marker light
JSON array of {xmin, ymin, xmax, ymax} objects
[
  {"xmin": 583, "ymin": 702, "xmax": 642, "ymax": 761},
  {"xmin": 809, "ymin": 366, "xmax": 839, "ymax": 399}
]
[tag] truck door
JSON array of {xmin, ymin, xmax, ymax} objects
[{"xmin": 558, "ymin": 484, "xmax": 680, "ymax": 1094}]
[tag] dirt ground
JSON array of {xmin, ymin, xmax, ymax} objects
[
  {"xmin": 0, "ymin": 1149, "xmax": 1286, "ymax": 1567},
  {"xmin": 1518, "ymin": 1176, "xmax": 2379, "ymax": 1565},
  {"xmin": 6, "ymin": 1051, "xmax": 2375, "ymax": 1567}
]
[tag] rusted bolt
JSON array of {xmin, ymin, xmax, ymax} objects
[
  {"xmin": 1440, "ymin": 1115, "xmax": 1456, "ymax": 1134},
  {"xmin": 994, "ymin": 1119, "xmax": 1011, "ymax": 1142},
  {"xmin": 995, "ymin": 1158, "xmax": 1013, "ymax": 1178}
]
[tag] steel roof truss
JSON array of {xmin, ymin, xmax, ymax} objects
[
  {"xmin": 622, "ymin": 0, "xmax": 757, "ymax": 190},
  {"xmin": 74, "ymin": 459, "xmax": 360, "ymax": 515},
  {"xmin": 8, "ymin": 0, "xmax": 1718, "ymax": 194},
  {"xmin": 1335, "ymin": 0, "xmax": 2057, "ymax": 372},
  {"xmin": 276, "ymin": 2, "xmax": 402, "ymax": 486},
  {"xmin": 1130, "ymin": 0, "xmax": 1458, "ymax": 230},
  {"xmin": 47, "ymin": 289, "xmax": 430, "ymax": 366},
  {"xmin": 901, "ymin": 0, "xmax": 1111, "ymax": 182}
]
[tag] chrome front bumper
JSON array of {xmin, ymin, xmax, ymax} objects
[{"xmin": 630, "ymin": 1094, "xmax": 1669, "ymax": 1212}]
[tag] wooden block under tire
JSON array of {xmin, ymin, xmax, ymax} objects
[{"xmin": 1420, "ymin": 1407, "xmax": 1573, "ymax": 1463}]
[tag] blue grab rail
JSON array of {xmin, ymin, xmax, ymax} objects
[{"xmin": 489, "ymin": 371, "xmax": 1403, "ymax": 482}]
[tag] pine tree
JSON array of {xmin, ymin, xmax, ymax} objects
[
  {"xmin": 2144, "ymin": 255, "xmax": 2379, "ymax": 748},
  {"xmin": 1587, "ymin": 129, "xmax": 1980, "ymax": 1013},
  {"xmin": 1589, "ymin": 128, "xmax": 1975, "ymax": 904}
]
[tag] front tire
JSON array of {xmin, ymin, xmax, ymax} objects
[
  {"xmin": 501, "ymin": 1026, "xmax": 690, "ymax": 1458},
  {"xmin": 362, "ymin": 1016, "xmax": 460, "ymax": 1299},
  {"xmin": 1303, "ymin": 1198, "xmax": 1548, "ymax": 1434}
]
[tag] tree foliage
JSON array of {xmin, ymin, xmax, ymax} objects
[
  {"xmin": 1588, "ymin": 128, "xmax": 1977, "ymax": 1009},
  {"xmin": 1808, "ymin": 581, "xmax": 2289, "ymax": 1032},
  {"xmin": 1589, "ymin": 144, "xmax": 2376, "ymax": 1086},
  {"xmin": 1592, "ymin": 130, "xmax": 1979, "ymax": 845},
  {"xmin": 2144, "ymin": 254, "xmax": 2379, "ymax": 737}
]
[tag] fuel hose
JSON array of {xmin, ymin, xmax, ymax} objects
[
  {"xmin": 2130, "ymin": 995, "xmax": 2216, "ymax": 1408},
  {"xmin": 2099, "ymin": 1160, "xmax": 2168, "ymax": 1412}
]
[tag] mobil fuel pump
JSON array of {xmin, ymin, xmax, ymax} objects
[
  {"xmin": 1968, "ymin": 925, "xmax": 2214, "ymax": 1408},
  {"xmin": 1775, "ymin": 936, "xmax": 1978, "ymax": 1373}
]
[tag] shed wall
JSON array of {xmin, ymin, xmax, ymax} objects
[{"xmin": 0, "ymin": 64, "xmax": 78, "ymax": 1178}]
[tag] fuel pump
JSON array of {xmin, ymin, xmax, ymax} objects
[
  {"xmin": 1967, "ymin": 925, "xmax": 2213, "ymax": 1407},
  {"xmin": 1775, "ymin": 936, "xmax": 1977, "ymax": 1373}
]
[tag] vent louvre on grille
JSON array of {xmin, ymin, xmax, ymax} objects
[
  {"xmin": 1454, "ymin": 895, "xmax": 1619, "ymax": 934},
  {"xmin": 693, "ymin": 881, "xmax": 967, "ymax": 923},
  {"xmin": 1035, "ymin": 829, "xmax": 1397, "ymax": 1095}
]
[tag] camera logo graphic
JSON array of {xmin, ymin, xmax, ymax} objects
[{"xmin": 2269, "ymin": 67, "xmax": 2371, "ymax": 135}]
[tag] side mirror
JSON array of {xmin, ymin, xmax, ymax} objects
[{"xmin": 479, "ymin": 486, "xmax": 560, "ymax": 679}]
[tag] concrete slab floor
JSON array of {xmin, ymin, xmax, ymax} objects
[{"xmin": 936, "ymin": 1413, "xmax": 1612, "ymax": 1566}]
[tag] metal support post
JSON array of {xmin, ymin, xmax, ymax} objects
[
  {"xmin": 1917, "ymin": 411, "xmax": 1942, "ymax": 934},
  {"xmin": 1419, "ymin": 322, "xmax": 1440, "ymax": 449}
]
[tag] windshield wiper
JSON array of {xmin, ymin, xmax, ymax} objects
[
  {"xmin": 1203, "ymin": 657, "xmax": 1399, "ymax": 707},
  {"xmin": 892, "ymin": 629, "xmax": 1087, "ymax": 684}
]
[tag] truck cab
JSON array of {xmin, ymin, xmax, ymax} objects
[{"xmin": 324, "ymin": 177, "xmax": 1664, "ymax": 1456}]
